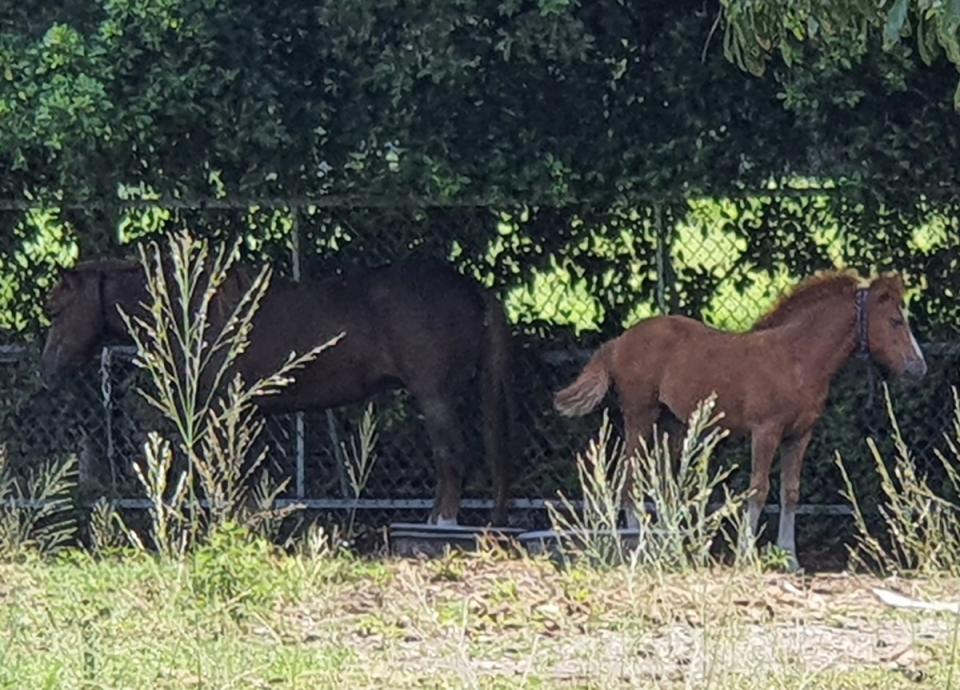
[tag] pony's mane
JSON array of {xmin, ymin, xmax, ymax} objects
[
  {"xmin": 72, "ymin": 258, "xmax": 141, "ymax": 273},
  {"xmin": 753, "ymin": 270, "xmax": 866, "ymax": 331}
]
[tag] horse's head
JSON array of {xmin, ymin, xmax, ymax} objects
[
  {"xmin": 40, "ymin": 267, "xmax": 112, "ymax": 387},
  {"xmin": 864, "ymin": 274, "xmax": 927, "ymax": 382}
]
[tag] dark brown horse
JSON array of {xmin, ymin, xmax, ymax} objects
[
  {"xmin": 554, "ymin": 270, "xmax": 927, "ymax": 568},
  {"xmin": 39, "ymin": 257, "xmax": 515, "ymax": 526}
]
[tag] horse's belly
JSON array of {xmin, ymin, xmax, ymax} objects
[{"xmin": 255, "ymin": 365, "xmax": 399, "ymax": 415}]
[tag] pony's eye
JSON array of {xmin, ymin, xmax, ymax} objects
[{"xmin": 890, "ymin": 317, "xmax": 904, "ymax": 328}]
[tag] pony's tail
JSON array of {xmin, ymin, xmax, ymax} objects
[
  {"xmin": 479, "ymin": 290, "xmax": 515, "ymax": 527},
  {"xmin": 553, "ymin": 343, "xmax": 613, "ymax": 417}
]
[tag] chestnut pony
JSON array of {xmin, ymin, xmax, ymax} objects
[
  {"xmin": 554, "ymin": 271, "xmax": 927, "ymax": 568},
  {"xmin": 39, "ymin": 257, "xmax": 514, "ymax": 526}
]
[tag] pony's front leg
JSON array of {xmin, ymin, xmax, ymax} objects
[
  {"xmin": 747, "ymin": 426, "xmax": 782, "ymax": 546},
  {"xmin": 777, "ymin": 430, "xmax": 813, "ymax": 572}
]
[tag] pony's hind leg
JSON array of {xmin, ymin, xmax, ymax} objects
[
  {"xmin": 777, "ymin": 429, "xmax": 813, "ymax": 571},
  {"xmin": 620, "ymin": 401, "xmax": 661, "ymax": 530},
  {"xmin": 657, "ymin": 407, "xmax": 687, "ymax": 467},
  {"xmin": 416, "ymin": 394, "xmax": 468, "ymax": 526}
]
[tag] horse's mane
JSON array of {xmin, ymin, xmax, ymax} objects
[
  {"xmin": 73, "ymin": 257, "xmax": 262, "ymax": 277},
  {"xmin": 753, "ymin": 270, "xmax": 865, "ymax": 331}
]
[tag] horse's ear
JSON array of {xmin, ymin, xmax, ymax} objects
[{"xmin": 62, "ymin": 270, "xmax": 80, "ymax": 291}]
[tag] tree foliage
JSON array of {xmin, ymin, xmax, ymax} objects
[
  {"xmin": 3, "ymin": 0, "xmax": 957, "ymax": 205},
  {"xmin": 2, "ymin": 1, "xmax": 959, "ymax": 342},
  {"xmin": 722, "ymin": 0, "xmax": 960, "ymax": 110}
]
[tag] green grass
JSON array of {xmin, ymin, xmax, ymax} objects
[
  {"xmin": 0, "ymin": 550, "xmax": 356, "ymax": 689},
  {"xmin": 0, "ymin": 545, "xmax": 958, "ymax": 689}
]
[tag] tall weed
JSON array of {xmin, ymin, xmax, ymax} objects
[
  {"xmin": 547, "ymin": 394, "xmax": 753, "ymax": 571},
  {"xmin": 0, "ymin": 449, "xmax": 78, "ymax": 559},
  {"xmin": 837, "ymin": 383, "xmax": 960, "ymax": 576},
  {"xmin": 117, "ymin": 230, "xmax": 340, "ymax": 555}
]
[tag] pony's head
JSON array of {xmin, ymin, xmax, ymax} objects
[
  {"xmin": 863, "ymin": 273, "xmax": 927, "ymax": 382},
  {"xmin": 39, "ymin": 261, "xmax": 137, "ymax": 387}
]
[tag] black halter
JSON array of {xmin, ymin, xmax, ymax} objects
[{"xmin": 854, "ymin": 287, "xmax": 870, "ymax": 358}]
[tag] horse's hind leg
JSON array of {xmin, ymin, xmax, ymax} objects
[{"xmin": 416, "ymin": 393, "xmax": 468, "ymax": 526}]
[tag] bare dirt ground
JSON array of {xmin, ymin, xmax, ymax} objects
[{"xmin": 279, "ymin": 550, "xmax": 960, "ymax": 688}]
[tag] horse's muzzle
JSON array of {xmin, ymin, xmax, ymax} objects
[
  {"xmin": 903, "ymin": 358, "xmax": 928, "ymax": 382},
  {"xmin": 38, "ymin": 359, "xmax": 66, "ymax": 389},
  {"xmin": 38, "ymin": 366, "xmax": 58, "ymax": 389}
]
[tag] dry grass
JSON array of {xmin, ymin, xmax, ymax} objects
[
  {"xmin": 261, "ymin": 548, "xmax": 960, "ymax": 688},
  {"xmin": 0, "ymin": 520, "xmax": 958, "ymax": 688}
]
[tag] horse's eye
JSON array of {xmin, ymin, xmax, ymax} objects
[
  {"xmin": 890, "ymin": 317, "xmax": 904, "ymax": 328},
  {"xmin": 45, "ymin": 297, "xmax": 63, "ymax": 317}
]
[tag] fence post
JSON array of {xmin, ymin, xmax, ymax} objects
[
  {"xmin": 654, "ymin": 201, "xmax": 677, "ymax": 315},
  {"xmin": 291, "ymin": 209, "xmax": 307, "ymax": 499},
  {"xmin": 99, "ymin": 345, "xmax": 117, "ymax": 489},
  {"xmin": 291, "ymin": 207, "xmax": 352, "ymax": 500}
]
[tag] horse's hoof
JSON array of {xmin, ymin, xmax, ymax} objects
[{"xmin": 784, "ymin": 556, "xmax": 802, "ymax": 574}]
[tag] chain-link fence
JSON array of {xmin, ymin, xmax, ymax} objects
[{"xmin": 0, "ymin": 193, "xmax": 958, "ymax": 531}]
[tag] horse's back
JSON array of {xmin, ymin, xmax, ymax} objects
[
  {"xmin": 248, "ymin": 258, "xmax": 488, "ymax": 411},
  {"xmin": 359, "ymin": 259, "xmax": 488, "ymax": 385}
]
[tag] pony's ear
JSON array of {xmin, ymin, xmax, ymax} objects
[{"xmin": 872, "ymin": 275, "xmax": 905, "ymax": 304}]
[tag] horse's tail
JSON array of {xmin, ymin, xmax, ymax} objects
[
  {"xmin": 553, "ymin": 343, "xmax": 613, "ymax": 417},
  {"xmin": 479, "ymin": 289, "xmax": 515, "ymax": 526}
]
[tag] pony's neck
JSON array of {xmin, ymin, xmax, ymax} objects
[{"xmin": 781, "ymin": 288, "xmax": 858, "ymax": 384}]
